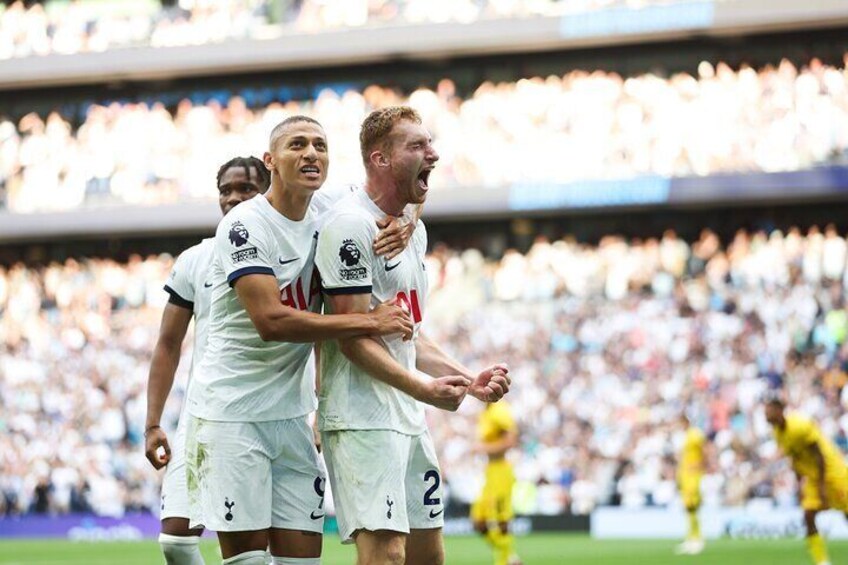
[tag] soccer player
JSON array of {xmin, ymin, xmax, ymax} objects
[
  {"xmin": 674, "ymin": 413, "xmax": 705, "ymax": 556},
  {"xmin": 183, "ymin": 115, "xmax": 417, "ymax": 565},
  {"xmin": 766, "ymin": 396, "xmax": 848, "ymax": 565},
  {"xmin": 145, "ymin": 156, "xmax": 269, "ymax": 565},
  {"xmin": 471, "ymin": 400, "xmax": 522, "ymax": 565},
  {"xmin": 315, "ymin": 106, "xmax": 512, "ymax": 565}
]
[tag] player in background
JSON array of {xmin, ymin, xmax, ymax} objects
[
  {"xmin": 471, "ymin": 400, "xmax": 523, "ymax": 565},
  {"xmin": 766, "ymin": 396, "xmax": 848, "ymax": 565},
  {"xmin": 144, "ymin": 156, "xmax": 269, "ymax": 565},
  {"xmin": 185, "ymin": 116, "xmax": 417, "ymax": 565},
  {"xmin": 674, "ymin": 413, "xmax": 706, "ymax": 556},
  {"xmin": 315, "ymin": 106, "xmax": 512, "ymax": 565}
]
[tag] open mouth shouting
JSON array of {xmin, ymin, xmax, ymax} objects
[{"xmin": 417, "ymin": 167, "xmax": 433, "ymax": 192}]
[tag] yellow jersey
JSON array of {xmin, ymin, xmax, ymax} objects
[
  {"xmin": 478, "ymin": 401, "xmax": 517, "ymax": 448},
  {"xmin": 773, "ymin": 414, "xmax": 846, "ymax": 481},
  {"xmin": 679, "ymin": 427, "xmax": 705, "ymax": 477}
]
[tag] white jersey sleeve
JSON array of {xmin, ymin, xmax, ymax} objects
[
  {"xmin": 165, "ymin": 246, "xmax": 201, "ymax": 310},
  {"xmin": 216, "ymin": 212, "xmax": 274, "ymax": 286},
  {"xmin": 315, "ymin": 209, "xmax": 376, "ymax": 296}
]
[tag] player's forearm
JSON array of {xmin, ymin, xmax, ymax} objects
[
  {"xmin": 415, "ymin": 333, "xmax": 472, "ymax": 379},
  {"xmin": 146, "ymin": 342, "xmax": 181, "ymax": 428},
  {"xmin": 339, "ymin": 336, "xmax": 426, "ymax": 399},
  {"xmin": 254, "ymin": 308, "xmax": 377, "ymax": 343}
]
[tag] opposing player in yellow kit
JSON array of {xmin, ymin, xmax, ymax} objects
[
  {"xmin": 675, "ymin": 414, "xmax": 706, "ymax": 555},
  {"xmin": 766, "ymin": 396, "xmax": 848, "ymax": 565},
  {"xmin": 471, "ymin": 401, "xmax": 522, "ymax": 565}
]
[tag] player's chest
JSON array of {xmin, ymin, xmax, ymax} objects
[
  {"xmin": 269, "ymin": 227, "xmax": 319, "ymax": 283},
  {"xmin": 374, "ymin": 230, "xmax": 427, "ymax": 287}
]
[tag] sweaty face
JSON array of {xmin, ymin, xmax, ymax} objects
[
  {"xmin": 385, "ymin": 120, "xmax": 439, "ymax": 205},
  {"xmin": 265, "ymin": 121, "xmax": 329, "ymax": 193},
  {"xmin": 218, "ymin": 166, "xmax": 263, "ymax": 215}
]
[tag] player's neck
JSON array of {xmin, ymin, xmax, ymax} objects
[
  {"xmin": 267, "ymin": 180, "xmax": 313, "ymax": 221},
  {"xmin": 364, "ymin": 178, "xmax": 405, "ymax": 217}
]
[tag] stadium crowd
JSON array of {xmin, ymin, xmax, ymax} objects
[
  {"xmin": 0, "ymin": 0, "xmax": 706, "ymax": 59},
  {"xmin": 2, "ymin": 224, "xmax": 848, "ymax": 517},
  {"xmin": 2, "ymin": 55, "xmax": 848, "ymax": 213}
]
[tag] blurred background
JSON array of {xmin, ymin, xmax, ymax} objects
[{"xmin": 3, "ymin": 0, "xmax": 848, "ymax": 552}]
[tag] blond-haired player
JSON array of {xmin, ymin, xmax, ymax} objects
[
  {"xmin": 675, "ymin": 414, "xmax": 705, "ymax": 555},
  {"xmin": 471, "ymin": 400, "xmax": 522, "ymax": 565},
  {"xmin": 766, "ymin": 396, "xmax": 848, "ymax": 565}
]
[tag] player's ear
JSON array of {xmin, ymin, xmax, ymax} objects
[
  {"xmin": 263, "ymin": 151, "xmax": 274, "ymax": 172},
  {"xmin": 369, "ymin": 150, "xmax": 389, "ymax": 169}
]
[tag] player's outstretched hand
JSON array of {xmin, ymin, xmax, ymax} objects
[
  {"xmin": 469, "ymin": 363, "xmax": 511, "ymax": 403},
  {"xmin": 417, "ymin": 375, "xmax": 469, "ymax": 412},
  {"xmin": 144, "ymin": 426, "xmax": 171, "ymax": 470},
  {"xmin": 374, "ymin": 216, "xmax": 414, "ymax": 260},
  {"xmin": 370, "ymin": 301, "xmax": 414, "ymax": 340}
]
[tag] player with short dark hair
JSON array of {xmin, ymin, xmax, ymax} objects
[{"xmin": 183, "ymin": 116, "xmax": 418, "ymax": 565}]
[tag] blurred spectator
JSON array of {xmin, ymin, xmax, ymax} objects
[
  {"xmin": 2, "ymin": 55, "xmax": 848, "ymax": 212},
  {"xmin": 0, "ymin": 0, "xmax": 707, "ymax": 60},
  {"xmin": 3, "ymin": 225, "xmax": 848, "ymax": 517}
]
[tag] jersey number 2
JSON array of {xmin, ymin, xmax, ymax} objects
[{"xmin": 423, "ymin": 469, "xmax": 441, "ymax": 506}]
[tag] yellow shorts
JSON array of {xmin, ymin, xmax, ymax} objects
[
  {"xmin": 800, "ymin": 471, "xmax": 848, "ymax": 512},
  {"xmin": 471, "ymin": 459, "xmax": 515, "ymax": 524},
  {"xmin": 678, "ymin": 474, "xmax": 702, "ymax": 510}
]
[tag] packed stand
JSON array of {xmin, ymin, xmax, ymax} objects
[
  {"xmin": 0, "ymin": 0, "xmax": 706, "ymax": 60},
  {"xmin": 2, "ymin": 55, "xmax": 848, "ymax": 213},
  {"xmin": 3, "ymin": 225, "xmax": 848, "ymax": 517}
]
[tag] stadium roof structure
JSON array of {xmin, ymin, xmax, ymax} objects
[{"xmin": 0, "ymin": 0, "xmax": 845, "ymax": 90}]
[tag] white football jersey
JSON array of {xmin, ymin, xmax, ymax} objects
[
  {"xmin": 164, "ymin": 238, "xmax": 216, "ymax": 379},
  {"xmin": 188, "ymin": 187, "xmax": 350, "ymax": 423},
  {"xmin": 316, "ymin": 189, "xmax": 429, "ymax": 435}
]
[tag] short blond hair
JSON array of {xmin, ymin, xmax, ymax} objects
[{"xmin": 359, "ymin": 106, "xmax": 422, "ymax": 166}]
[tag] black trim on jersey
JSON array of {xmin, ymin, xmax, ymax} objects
[
  {"xmin": 164, "ymin": 285, "xmax": 194, "ymax": 311},
  {"xmin": 227, "ymin": 266, "xmax": 275, "ymax": 287},
  {"xmin": 322, "ymin": 285, "xmax": 373, "ymax": 295}
]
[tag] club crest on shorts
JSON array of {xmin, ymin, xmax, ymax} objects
[
  {"xmin": 386, "ymin": 496, "xmax": 394, "ymax": 519},
  {"xmin": 224, "ymin": 497, "xmax": 235, "ymax": 521},
  {"xmin": 228, "ymin": 221, "xmax": 249, "ymax": 247}
]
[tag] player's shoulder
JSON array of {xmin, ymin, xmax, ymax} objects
[
  {"xmin": 789, "ymin": 413, "xmax": 817, "ymax": 430},
  {"xmin": 216, "ymin": 198, "xmax": 267, "ymax": 242},
  {"xmin": 323, "ymin": 194, "xmax": 377, "ymax": 232},
  {"xmin": 174, "ymin": 239, "xmax": 211, "ymax": 267}
]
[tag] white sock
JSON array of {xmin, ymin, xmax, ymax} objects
[
  {"xmin": 221, "ymin": 550, "xmax": 268, "ymax": 565},
  {"xmin": 158, "ymin": 533, "xmax": 205, "ymax": 565},
  {"xmin": 271, "ymin": 558, "xmax": 321, "ymax": 564}
]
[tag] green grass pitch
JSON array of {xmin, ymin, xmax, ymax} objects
[{"xmin": 1, "ymin": 534, "xmax": 847, "ymax": 564}]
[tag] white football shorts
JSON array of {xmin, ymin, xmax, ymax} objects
[
  {"xmin": 160, "ymin": 414, "xmax": 190, "ymax": 521},
  {"xmin": 185, "ymin": 415, "xmax": 326, "ymax": 533},
  {"xmin": 322, "ymin": 428, "xmax": 444, "ymax": 543}
]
